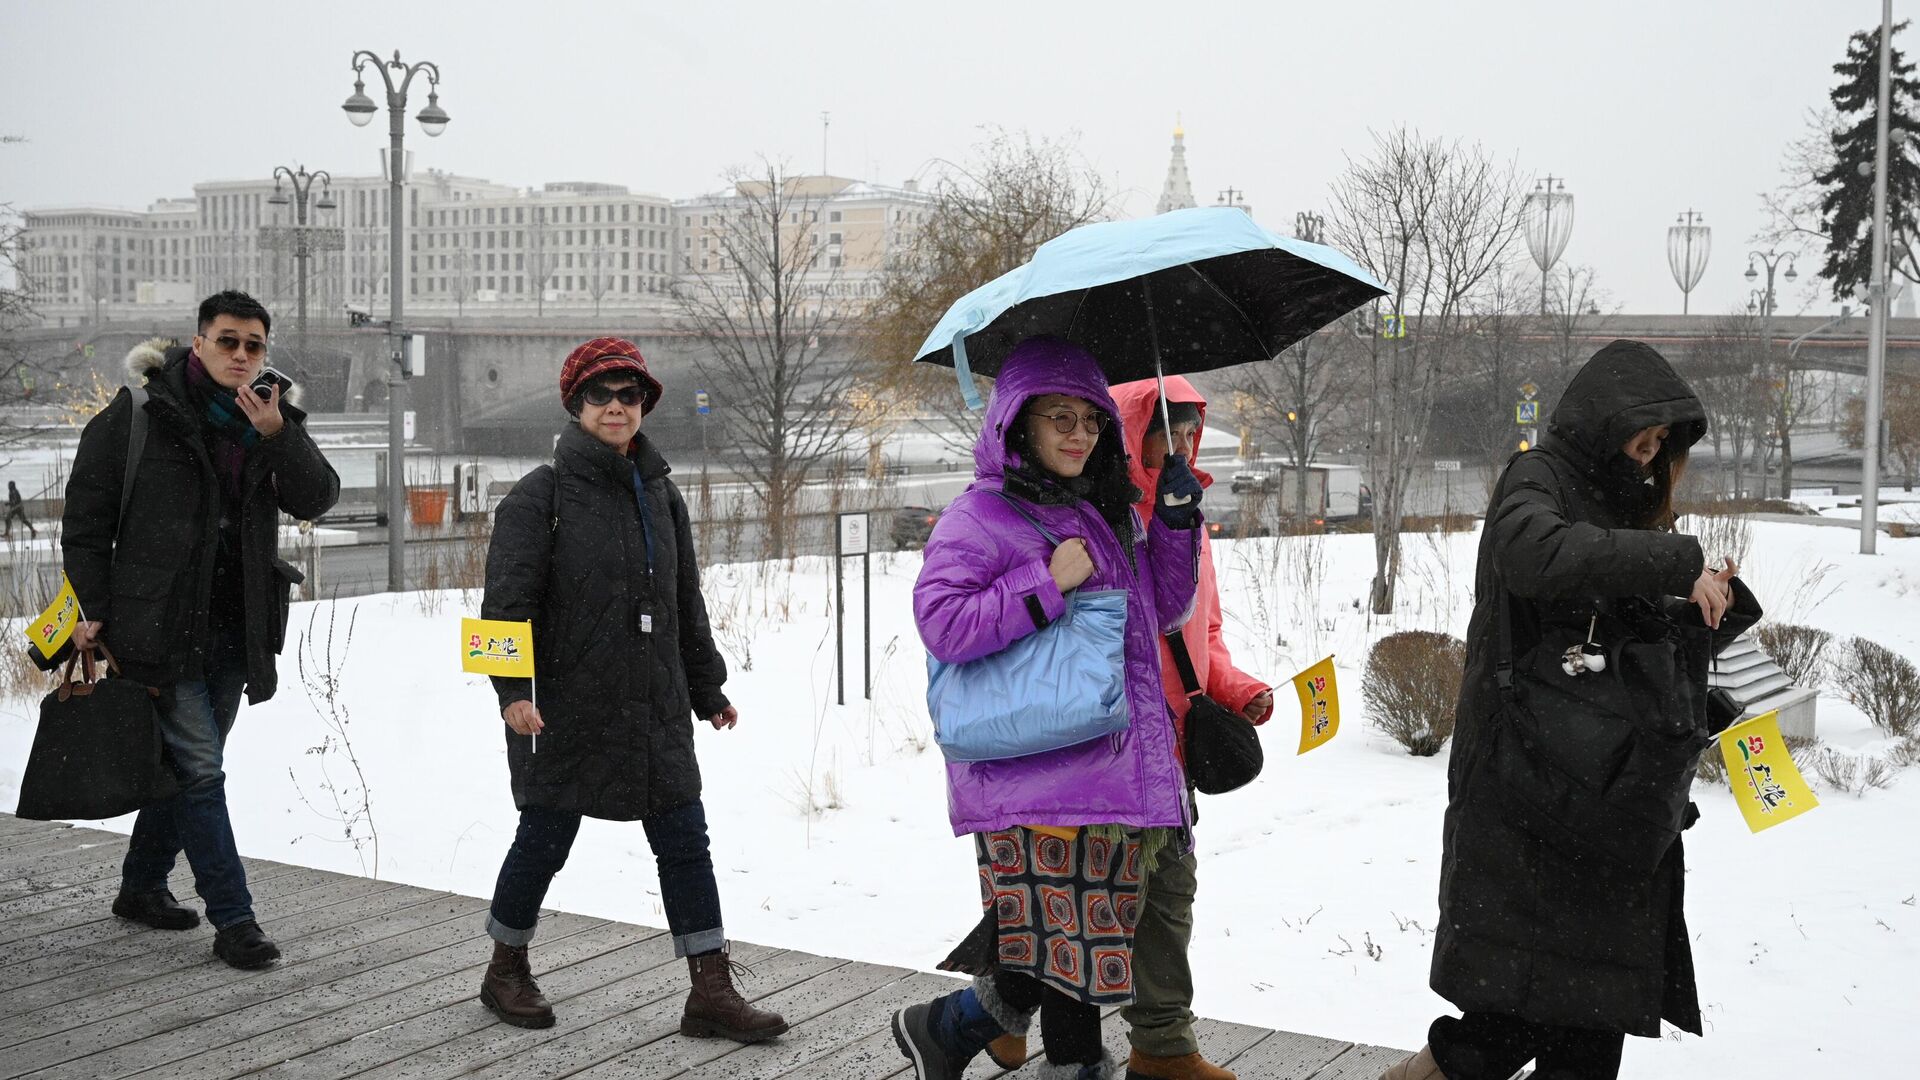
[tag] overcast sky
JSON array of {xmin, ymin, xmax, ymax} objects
[{"xmin": 0, "ymin": 1, "xmax": 1885, "ymax": 316}]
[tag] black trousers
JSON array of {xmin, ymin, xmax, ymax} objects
[
  {"xmin": 993, "ymin": 970, "xmax": 1103, "ymax": 1067},
  {"xmin": 1430, "ymin": 1012, "xmax": 1625, "ymax": 1080}
]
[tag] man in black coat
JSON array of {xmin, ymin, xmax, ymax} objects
[
  {"xmin": 1386, "ymin": 341, "xmax": 1760, "ymax": 1080},
  {"xmin": 473, "ymin": 337, "xmax": 785, "ymax": 1043},
  {"xmin": 62, "ymin": 290, "xmax": 339, "ymax": 970}
]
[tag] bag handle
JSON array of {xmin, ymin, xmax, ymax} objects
[{"xmin": 987, "ymin": 487, "xmax": 1064, "ymax": 547}]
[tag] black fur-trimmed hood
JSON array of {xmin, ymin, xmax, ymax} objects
[{"xmin": 123, "ymin": 337, "xmax": 305, "ymax": 408}]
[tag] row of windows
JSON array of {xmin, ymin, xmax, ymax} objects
[{"xmin": 426, "ymin": 202, "xmax": 669, "ymax": 228}]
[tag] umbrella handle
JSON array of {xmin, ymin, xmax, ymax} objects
[{"xmin": 951, "ymin": 334, "xmax": 985, "ymax": 411}]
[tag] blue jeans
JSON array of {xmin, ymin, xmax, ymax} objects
[
  {"xmin": 487, "ymin": 800, "xmax": 724, "ymax": 958},
  {"xmin": 121, "ymin": 659, "xmax": 254, "ymax": 930}
]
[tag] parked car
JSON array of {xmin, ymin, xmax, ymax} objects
[{"xmin": 891, "ymin": 505, "xmax": 941, "ymax": 550}]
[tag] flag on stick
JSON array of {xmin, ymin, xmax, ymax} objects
[
  {"xmin": 461, "ymin": 618, "xmax": 534, "ymax": 678},
  {"xmin": 1718, "ymin": 710, "xmax": 1818, "ymax": 833},
  {"xmin": 1292, "ymin": 655, "xmax": 1340, "ymax": 755}
]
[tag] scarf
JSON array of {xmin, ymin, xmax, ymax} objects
[{"xmin": 184, "ymin": 350, "xmax": 259, "ymax": 499}]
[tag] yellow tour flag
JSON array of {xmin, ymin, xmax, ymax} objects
[
  {"xmin": 1292, "ymin": 655, "xmax": 1340, "ymax": 755},
  {"xmin": 1718, "ymin": 710, "xmax": 1818, "ymax": 833},
  {"xmin": 25, "ymin": 573, "xmax": 82, "ymax": 660},
  {"xmin": 461, "ymin": 618, "xmax": 535, "ymax": 678}
]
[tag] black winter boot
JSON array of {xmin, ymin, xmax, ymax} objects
[
  {"xmin": 212, "ymin": 919, "xmax": 281, "ymax": 969},
  {"xmin": 112, "ymin": 889, "xmax": 200, "ymax": 930}
]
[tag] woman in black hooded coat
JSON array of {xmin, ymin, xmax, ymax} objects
[{"xmin": 1383, "ymin": 341, "xmax": 1762, "ymax": 1080}]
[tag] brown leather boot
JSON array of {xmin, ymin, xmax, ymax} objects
[
  {"xmin": 681, "ymin": 951, "xmax": 789, "ymax": 1043},
  {"xmin": 1378, "ymin": 1044, "xmax": 1445, "ymax": 1080},
  {"xmin": 478, "ymin": 942, "xmax": 555, "ymax": 1029},
  {"xmin": 987, "ymin": 1033, "xmax": 1028, "ymax": 1069},
  {"xmin": 1126, "ymin": 1047, "xmax": 1237, "ymax": 1080}
]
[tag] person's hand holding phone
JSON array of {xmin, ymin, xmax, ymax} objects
[{"xmin": 236, "ymin": 372, "xmax": 286, "ymax": 438}]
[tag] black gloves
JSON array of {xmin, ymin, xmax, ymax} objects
[{"xmin": 1155, "ymin": 455, "xmax": 1204, "ymax": 529}]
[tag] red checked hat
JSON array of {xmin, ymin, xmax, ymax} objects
[{"xmin": 558, "ymin": 337, "xmax": 663, "ymax": 416}]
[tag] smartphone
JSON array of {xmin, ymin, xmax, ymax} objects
[{"xmin": 249, "ymin": 368, "xmax": 292, "ymax": 399}]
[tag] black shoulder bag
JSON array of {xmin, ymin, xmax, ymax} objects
[{"xmin": 1167, "ymin": 631, "xmax": 1263, "ymax": 794}]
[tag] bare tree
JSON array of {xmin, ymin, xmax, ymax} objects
[
  {"xmin": 1226, "ymin": 324, "xmax": 1363, "ymax": 519},
  {"xmin": 1447, "ymin": 264, "xmax": 1540, "ymax": 495},
  {"xmin": 587, "ymin": 243, "xmax": 611, "ymax": 317},
  {"xmin": 1329, "ymin": 127, "xmax": 1527, "ymax": 614},
  {"xmin": 859, "ymin": 128, "xmax": 1109, "ymax": 455},
  {"xmin": 1690, "ymin": 313, "xmax": 1771, "ymax": 500},
  {"xmin": 527, "ymin": 204, "xmax": 557, "ymax": 315},
  {"xmin": 451, "ymin": 243, "xmax": 471, "ymax": 316},
  {"xmin": 674, "ymin": 162, "xmax": 857, "ymax": 559},
  {"xmin": 1843, "ymin": 373, "xmax": 1920, "ymax": 490}
]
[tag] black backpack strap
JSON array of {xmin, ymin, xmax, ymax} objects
[
  {"xmin": 117, "ymin": 384, "xmax": 148, "ymax": 542},
  {"xmin": 1164, "ymin": 630, "xmax": 1204, "ymax": 698}
]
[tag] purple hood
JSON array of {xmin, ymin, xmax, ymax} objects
[{"xmin": 915, "ymin": 337, "xmax": 1198, "ymax": 836}]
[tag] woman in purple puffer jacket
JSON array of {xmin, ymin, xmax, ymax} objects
[{"xmin": 890, "ymin": 336, "xmax": 1201, "ymax": 1080}]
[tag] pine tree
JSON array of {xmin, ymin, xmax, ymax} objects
[{"xmin": 1816, "ymin": 20, "xmax": 1920, "ymax": 300}]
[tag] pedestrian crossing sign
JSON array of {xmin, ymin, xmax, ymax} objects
[{"xmin": 1516, "ymin": 401, "xmax": 1539, "ymax": 424}]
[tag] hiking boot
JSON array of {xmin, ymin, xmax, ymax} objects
[
  {"xmin": 681, "ymin": 951, "xmax": 788, "ymax": 1042},
  {"xmin": 1126, "ymin": 1048, "xmax": 1237, "ymax": 1079},
  {"xmin": 1379, "ymin": 1044, "xmax": 1446, "ymax": 1080},
  {"xmin": 212, "ymin": 919, "xmax": 281, "ymax": 969},
  {"xmin": 111, "ymin": 888, "xmax": 200, "ymax": 931},
  {"xmin": 479, "ymin": 941, "xmax": 555, "ymax": 1028}
]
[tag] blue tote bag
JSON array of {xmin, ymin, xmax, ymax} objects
[{"xmin": 926, "ymin": 491, "xmax": 1131, "ymax": 762}]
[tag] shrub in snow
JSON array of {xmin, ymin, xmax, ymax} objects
[
  {"xmin": 1834, "ymin": 636, "xmax": 1920, "ymax": 739},
  {"xmin": 1363, "ymin": 630, "xmax": 1465, "ymax": 756},
  {"xmin": 1811, "ymin": 747, "xmax": 1897, "ymax": 795},
  {"xmin": 1755, "ymin": 622, "xmax": 1833, "ymax": 689}
]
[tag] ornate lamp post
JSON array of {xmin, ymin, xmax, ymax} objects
[
  {"xmin": 1666, "ymin": 209, "xmax": 1710, "ymax": 315},
  {"xmin": 1745, "ymin": 248, "xmax": 1799, "ymax": 496},
  {"xmin": 265, "ymin": 165, "xmax": 336, "ymax": 352},
  {"xmin": 342, "ymin": 49, "xmax": 449, "ymax": 591},
  {"xmin": 1523, "ymin": 175, "xmax": 1574, "ymax": 313},
  {"xmin": 1294, "ymin": 210, "xmax": 1326, "ymax": 244}
]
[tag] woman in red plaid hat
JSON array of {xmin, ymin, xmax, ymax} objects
[{"xmin": 473, "ymin": 337, "xmax": 786, "ymax": 1042}]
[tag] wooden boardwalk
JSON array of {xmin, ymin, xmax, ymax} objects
[{"xmin": 0, "ymin": 814, "xmax": 1408, "ymax": 1079}]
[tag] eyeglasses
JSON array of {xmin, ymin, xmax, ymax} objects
[
  {"xmin": 582, "ymin": 384, "xmax": 646, "ymax": 407},
  {"xmin": 205, "ymin": 334, "xmax": 267, "ymax": 358},
  {"xmin": 1025, "ymin": 410, "xmax": 1110, "ymax": 436}
]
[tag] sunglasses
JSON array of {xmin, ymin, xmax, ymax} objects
[
  {"xmin": 204, "ymin": 334, "xmax": 267, "ymax": 358},
  {"xmin": 1026, "ymin": 410, "xmax": 1110, "ymax": 436},
  {"xmin": 581, "ymin": 384, "xmax": 647, "ymax": 407}
]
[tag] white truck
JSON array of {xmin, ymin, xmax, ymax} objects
[{"xmin": 1228, "ymin": 461, "xmax": 1371, "ymax": 525}]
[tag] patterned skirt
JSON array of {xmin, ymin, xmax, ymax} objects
[{"xmin": 941, "ymin": 827, "xmax": 1145, "ymax": 1006}]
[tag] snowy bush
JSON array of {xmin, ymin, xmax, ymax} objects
[
  {"xmin": 1363, "ymin": 630, "xmax": 1465, "ymax": 756},
  {"xmin": 1755, "ymin": 622, "xmax": 1833, "ymax": 689},
  {"xmin": 1834, "ymin": 636, "xmax": 1920, "ymax": 739},
  {"xmin": 1811, "ymin": 747, "xmax": 1897, "ymax": 796}
]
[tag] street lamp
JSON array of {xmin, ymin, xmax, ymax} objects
[
  {"xmin": 266, "ymin": 164, "xmax": 334, "ymax": 355},
  {"xmin": 1666, "ymin": 209, "xmax": 1710, "ymax": 315},
  {"xmin": 343, "ymin": 48, "xmax": 449, "ymax": 592},
  {"xmin": 1294, "ymin": 210, "xmax": 1326, "ymax": 244},
  {"xmin": 1523, "ymin": 175, "xmax": 1574, "ymax": 313},
  {"xmin": 1745, "ymin": 248, "xmax": 1799, "ymax": 497}
]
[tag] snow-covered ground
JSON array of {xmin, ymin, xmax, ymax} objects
[{"xmin": 2, "ymin": 520, "xmax": 1914, "ymax": 1078}]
